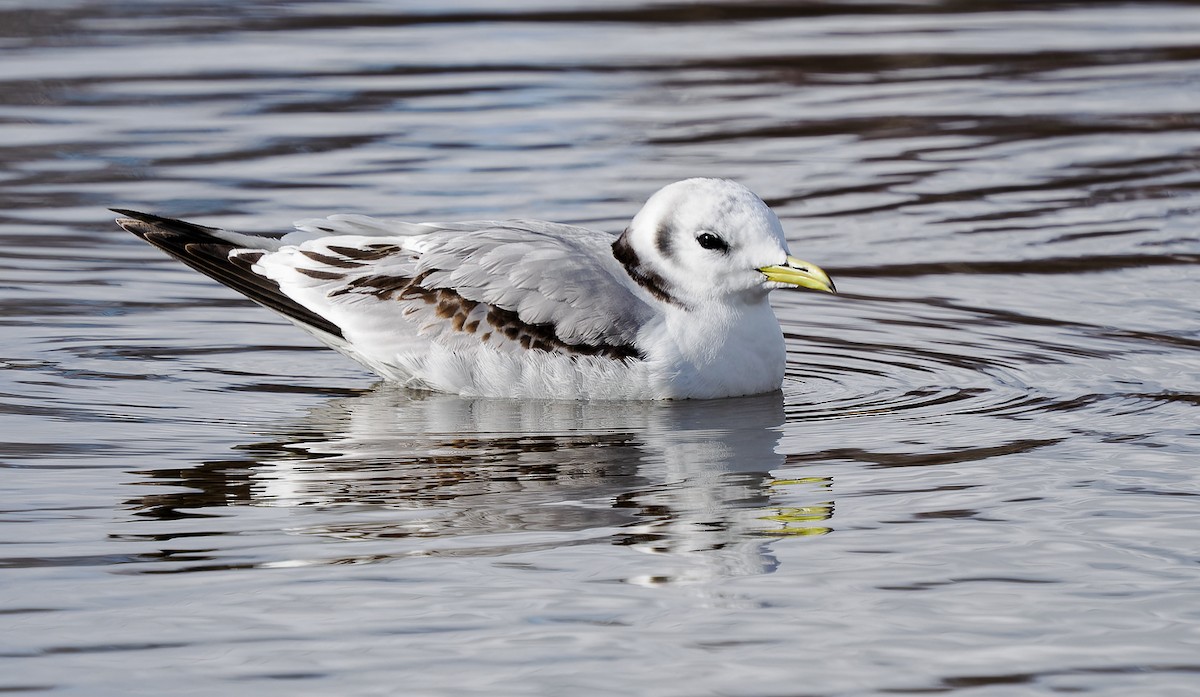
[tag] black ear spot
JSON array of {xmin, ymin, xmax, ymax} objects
[{"xmin": 696, "ymin": 232, "xmax": 729, "ymax": 252}]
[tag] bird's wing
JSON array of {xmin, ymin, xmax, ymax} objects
[
  {"xmin": 113, "ymin": 209, "xmax": 345, "ymax": 340},
  {"xmin": 118, "ymin": 210, "xmax": 657, "ymax": 361}
]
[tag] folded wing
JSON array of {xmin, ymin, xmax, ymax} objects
[{"xmin": 116, "ymin": 211, "xmax": 655, "ymax": 363}]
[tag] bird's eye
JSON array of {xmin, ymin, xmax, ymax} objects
[{"xmin": 696, "ymin": 232, "xmax": 729, "ymax": 252}]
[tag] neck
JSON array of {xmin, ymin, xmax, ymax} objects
[{"xmin": 649, "ymin": 299, "xmax": 786, "ymax": 398}]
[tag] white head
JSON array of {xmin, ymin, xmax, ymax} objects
[{"xmin": 613, "ymin": 178, "xmax": 834, "ymax": 308}]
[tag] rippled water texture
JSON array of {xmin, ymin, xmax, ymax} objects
[{"xmin": 2, "ymin": 2, "xmax": 1199, "ymax": 695}]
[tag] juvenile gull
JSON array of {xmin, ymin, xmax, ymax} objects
[{"xmin": 114, "ymin": 178, "xmax": 835, "ymax": 400}]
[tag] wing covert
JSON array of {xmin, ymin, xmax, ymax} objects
[{"xmin": 255, "ymin": 219, "xmax": 655, "ymax": 361}]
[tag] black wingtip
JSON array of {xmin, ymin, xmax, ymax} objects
[
  {"xmin": 110, "ymin": 208, "xmax": 169, "ymax": 225},
  {"xmin": 112, "ymin": 208, "xmax": 220, "ymax": 236},
  {"xmin": 112, "ymin": 209, "xmax": 156, "ymax": 239},
  {"xmin": 111, "ymin": 208, "xmax": 345, "ymax": 340}
]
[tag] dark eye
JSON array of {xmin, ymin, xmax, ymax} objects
[{"xmin": 696, "ymin": 232, "xmax": 729, "ymax": 252}]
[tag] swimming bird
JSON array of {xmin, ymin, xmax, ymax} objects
[{"xmin": 114, "ymin": 178, "xmax": 835, "ymax": 400}]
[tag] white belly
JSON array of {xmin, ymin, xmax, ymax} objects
[{"xmin": 326, "ymin": 298, "xmax": 786, "ymax": 400}]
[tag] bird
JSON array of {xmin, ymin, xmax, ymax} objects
[{"xmin": 114, "ymin": 178, "xmax": 836, "ymax": 400}]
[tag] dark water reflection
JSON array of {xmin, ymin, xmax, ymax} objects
[{"xmin": 2, "ymin": 1, "xmax": 1200, "ymax": 695}]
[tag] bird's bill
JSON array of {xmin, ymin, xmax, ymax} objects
[{"xmin": 759, "ymin": 256, "xmax": 837, "ymax": 293}]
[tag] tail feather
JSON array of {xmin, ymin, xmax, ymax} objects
[{"xmin": 113, "ymin": 209, "xmax": 345, "ymax": 339}]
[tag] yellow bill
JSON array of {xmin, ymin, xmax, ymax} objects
[{"xmin": 759, "ymin": 256, "xmax": 836, "ymax": 293}]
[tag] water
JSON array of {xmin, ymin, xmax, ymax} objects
[{"xmin": 2, "ymin": 1, "xmax": 1199, "ymax": 695}]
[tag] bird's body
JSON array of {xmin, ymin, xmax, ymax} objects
[{"xmin": 115, "ymin": 178, "xmax": 835, "ymax": 400}]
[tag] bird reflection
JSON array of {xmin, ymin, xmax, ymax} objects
[{"xmin": 127, "ymin": 385, "xmax": 834, "ymax": 580}]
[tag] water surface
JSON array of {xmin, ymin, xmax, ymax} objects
[{"xmin": 2, "ymin": 2, "xmax": 1199, "ymax": 695}]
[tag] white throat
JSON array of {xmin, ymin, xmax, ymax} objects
[{"xmin": 641, "ymin": 299, "xmax": 786, "ymax": 399}]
